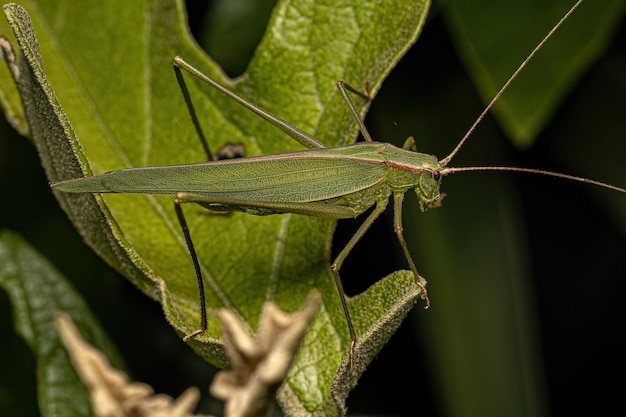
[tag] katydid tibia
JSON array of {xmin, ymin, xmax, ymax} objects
[{"xmin": 52, "ymin": 0, "xmax": 624, "ymax": 366}]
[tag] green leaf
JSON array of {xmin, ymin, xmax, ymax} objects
[
  {"xmin": 0, "ymin": 230, "xmax": 122, "ymax": 417},
  {"xmin": 443, "ymin": 0, "xmax": 626, "ymax": 147},
  {"xmin": 0, "ymin": 0, "xmax": 430, "ymax": 414}
]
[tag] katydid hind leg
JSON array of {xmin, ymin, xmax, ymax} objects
[
  {"xmin": 174, "ymin": 197, "xmax": 208, "ymax": 340},
  {"xmin": 173, "ymin": 61, "xmax": 214, "ymax": 161},
  {"xmin": 336, "ymin": 80, "xmax": 373, "ymax": 142},
  {"xmin": 331, "ymin": 203, "xmax": 388, "ymax": 368},
  {"xmin": 172, "ymin": 56, "xmax": 326, "ymax": 150}
]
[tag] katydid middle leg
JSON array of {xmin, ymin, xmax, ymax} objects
[{"xmin": 331, "ymin": 202, "xmax": 388, "ymax": 368}]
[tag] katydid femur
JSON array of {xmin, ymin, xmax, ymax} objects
[{"xmin": 53, "ymin": 0, "xmax": 624, "ymax": 367}]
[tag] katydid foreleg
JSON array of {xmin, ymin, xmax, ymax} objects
[{"xmin": 392, "ymin": 193, "xmax": 429, "ymax": 304}]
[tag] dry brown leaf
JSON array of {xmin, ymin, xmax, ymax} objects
[
  {"xmin": 55, "ymin": 313, "xmax": 207, "ymax": 417},
  {"xmin": 211, "ymin": 291, "xmax": 321, "ymax": 417}
]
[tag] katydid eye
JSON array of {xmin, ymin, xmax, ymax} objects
[{"xmin": 432, "ymin": 171, "xmax": 441, "ymax": 180}]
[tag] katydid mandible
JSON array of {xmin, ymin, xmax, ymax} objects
[{"xmin": 52, "ymin": 0, "xmax": 624, "ymax": 364}]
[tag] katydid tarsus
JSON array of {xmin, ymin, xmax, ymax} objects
[{"xmin": 52, "ymin": 0, "xmax": 625, "ymax": 366}]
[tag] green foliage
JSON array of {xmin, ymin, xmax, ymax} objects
[{"xmin": 0, "ymin": 231, "xmax": 121, "ymax": 417}]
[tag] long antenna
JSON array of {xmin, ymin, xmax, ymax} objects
[
  {"xmin": 439, "ymin": 0, "xmax": 584, "ymax": 167},
  {"xmin": 442, "ymin": 166, "xmax": 626, "ymax": 194},
  {"xmin": 436, "ymin": 0, "xmax": 626, "ymax": 196}
]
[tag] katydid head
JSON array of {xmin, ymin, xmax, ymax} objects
[
  {"xmin": 414, "ymin": 169, "xmax": 445, "ymax": 212},
  {"xmin": 393, "ymin": 145, "xmax": 445, "ymax": 211}
]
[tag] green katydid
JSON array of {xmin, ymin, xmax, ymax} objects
[{"xmin": 51, "ymin": 0, "xmax": 624, "ymax": 364}]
